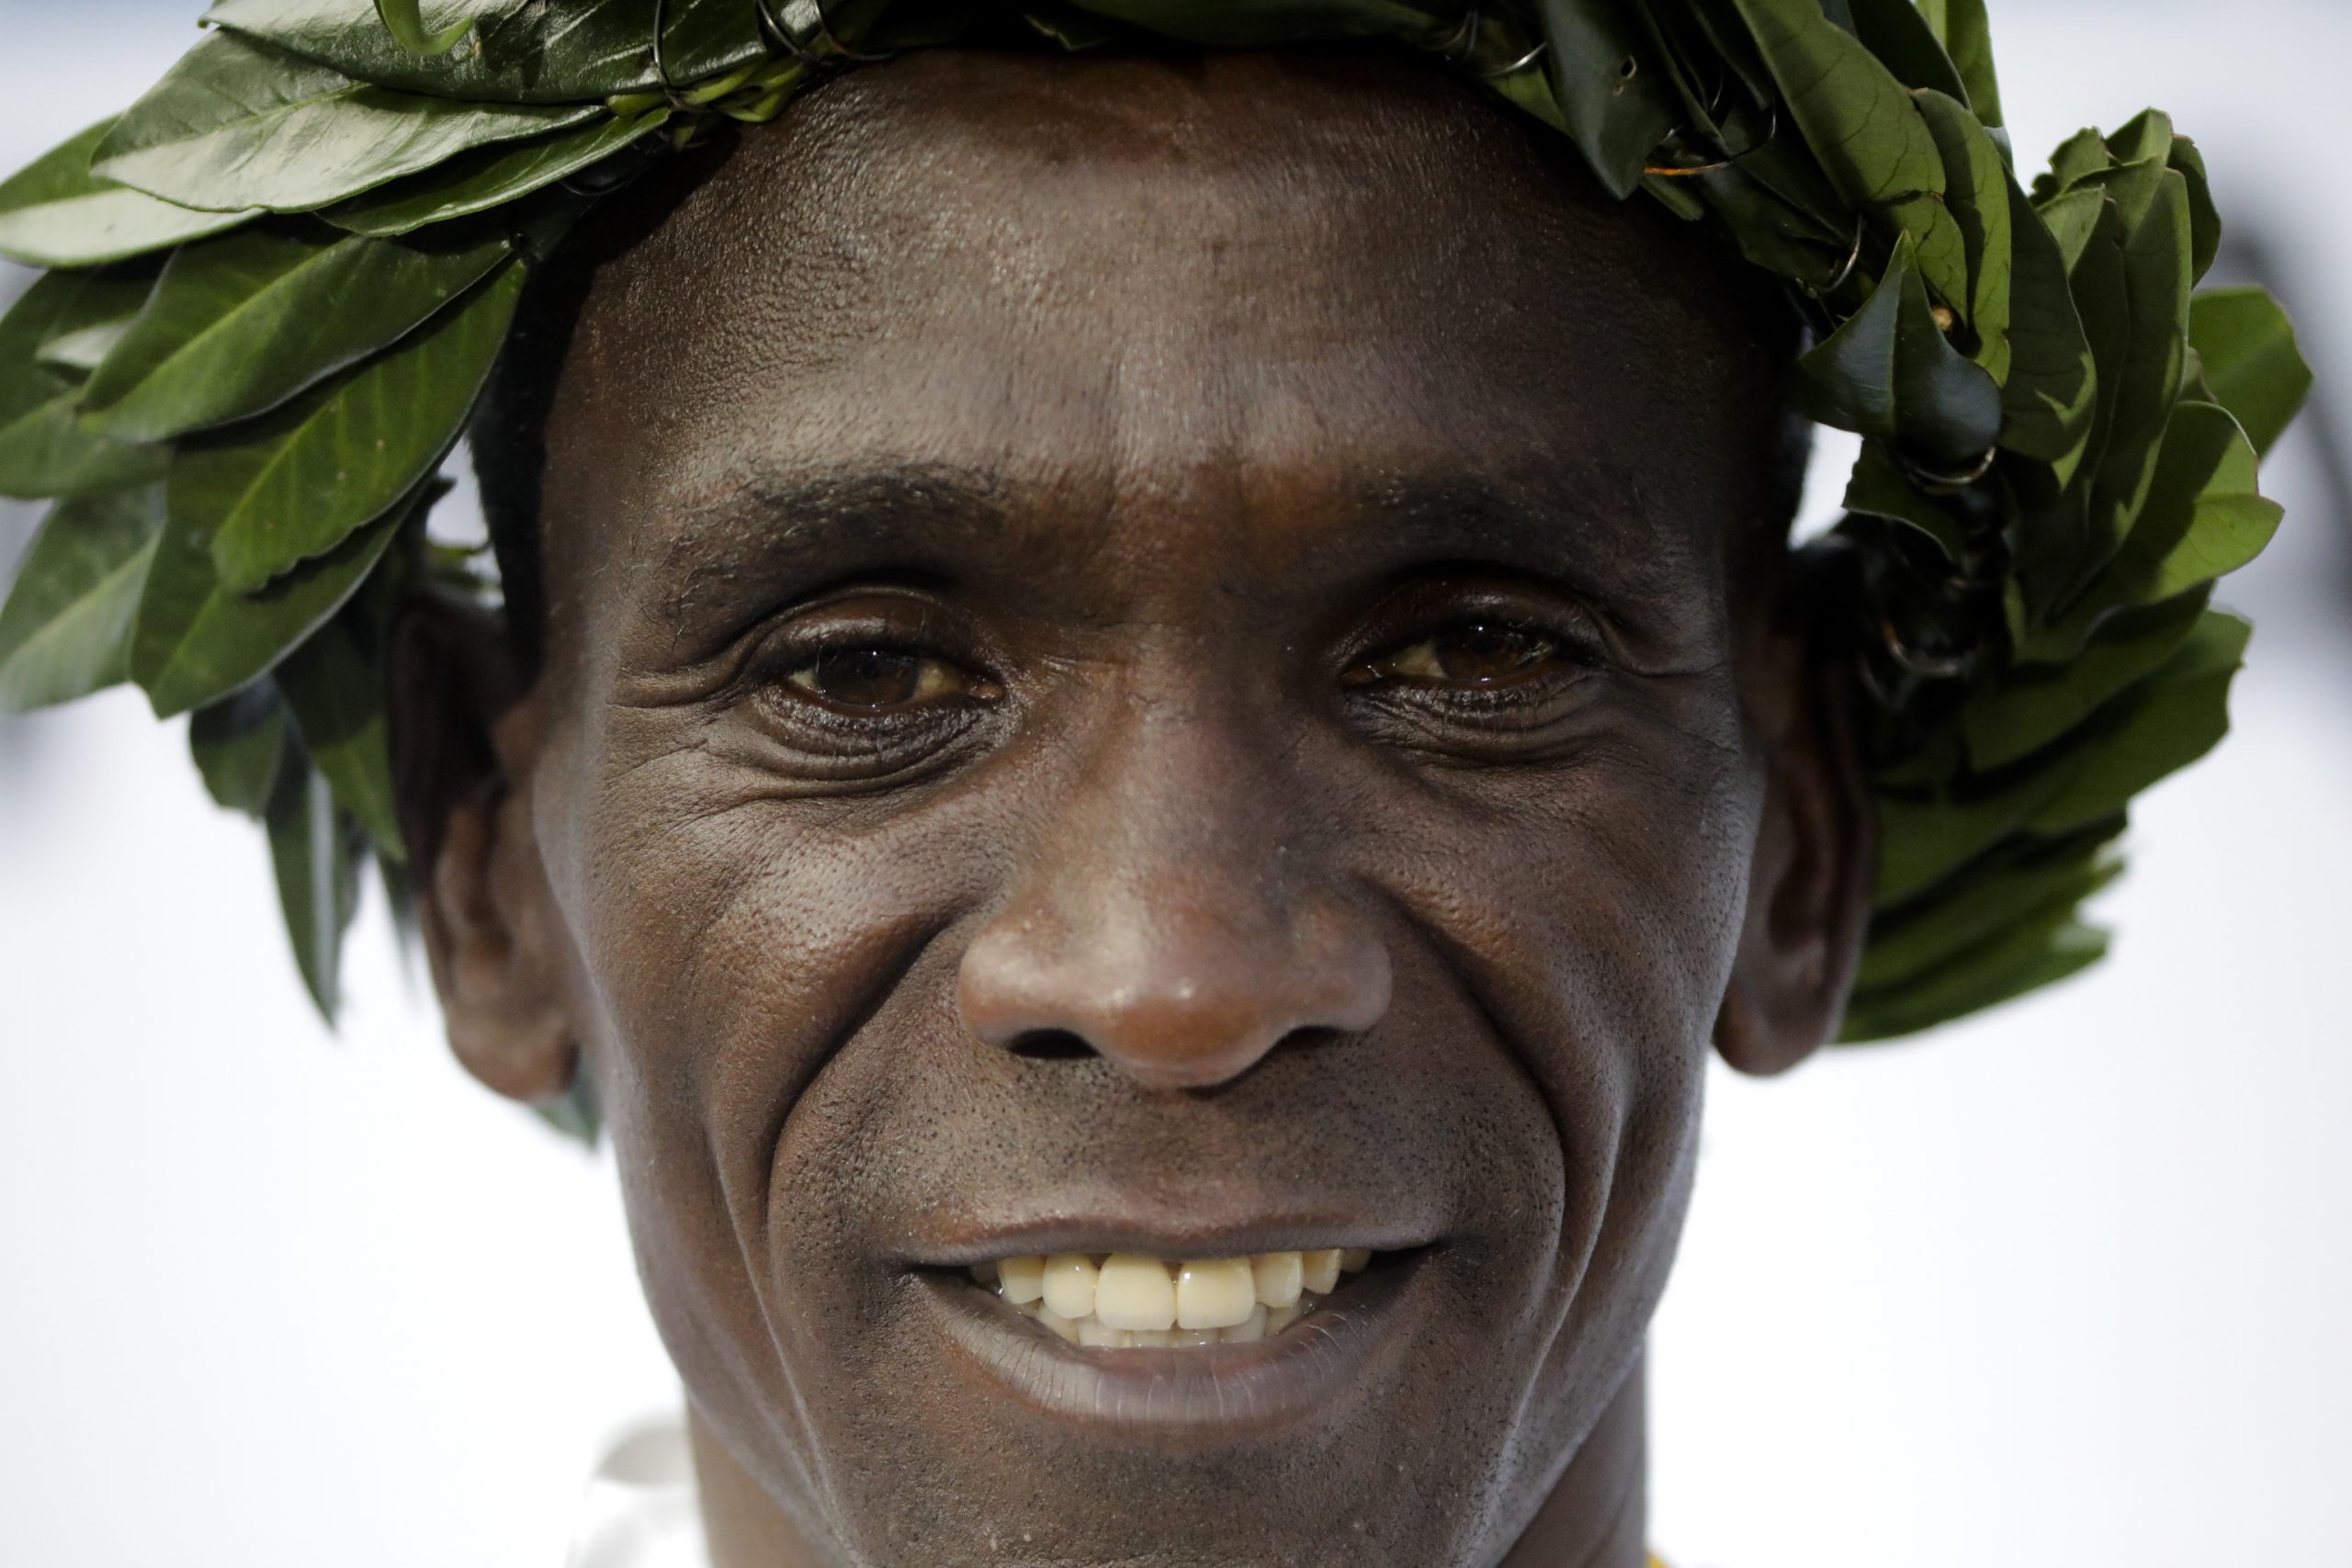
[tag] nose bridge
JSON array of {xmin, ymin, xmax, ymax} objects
[{"xmin": 957, "ymin": 689, "xmax": 1390, "ymax": 1089}]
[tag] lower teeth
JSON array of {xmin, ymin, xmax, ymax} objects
[{"xmin": 967, "ymin": 1249, "xmax": 1373, "ymax": 1348}]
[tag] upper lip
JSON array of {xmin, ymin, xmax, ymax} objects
[{"xmin": 898, "ymin": 1211, "xmax": 1440, "ymax": 1268}]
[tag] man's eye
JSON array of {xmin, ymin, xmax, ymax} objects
[
  {"xmin": 1357, "ymin": 622, "xmax": 1562, "ymax": 688},
  {"xmin": 783, "ymin": 646, "xmax": 978, "ymax": 713}
]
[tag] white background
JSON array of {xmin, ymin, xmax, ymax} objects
[{"xmin": 1, "ymin": 4, "xmax": 2345, "ymax": 1565}]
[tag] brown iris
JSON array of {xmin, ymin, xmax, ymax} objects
[
  {"xmin": 1353, "ymin": 622, "xmax": 1561, "ymax": 688},
  {"xmin": 785, "ymin": 646, "xmax": 979, "ymax": 713}
]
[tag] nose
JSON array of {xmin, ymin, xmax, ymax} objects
[{"xmin": 956, "ymin": 724, "xmax": 1390, "ymax": 1091}]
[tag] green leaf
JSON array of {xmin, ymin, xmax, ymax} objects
[
  {"xmin": 374, "ymin": 0, "xmax": 474, "ymax": 55},
  {"xmin": 1844, "ymin": 0, "xmax": 1970, "ymax": 105},
  {"xmin": 2074, "ymin": 162, "xmax": 2194, "ymax": 599},
  {"xmin": 1792, "ymin": 231, "xmax": 2003, "ymax": 468},
  {"xmin": 95, "ymin": 29, "xmax": 595, "ymax": 215},
  {"xmin": 2190, "ymin": 287, "xmax": 2310, "ymax": 457},
  {"xmin": 1962, "ymin": 586, "xmax": 2210, "ymax": 770},
  {"xmin": 191, "ymin": 683, "xmax": 289, "ymax": 817},
  {"xmin": 1728, "ymin": 0, "xmax": 1968, "ymax": 310},
  {"xmin": 1914, "ymin": 0, "xmax": 2002, "ymax": 127},
  {"xmin": 0, "ymin": 118, "xmax": 258, "ymax": 269},
  {"xmin": 178, "ymin": 259, "xmax": 520, "ymax": 596},
  {"xmin": 37, "ymin": 319, "xmax": 135, "ymax": 376},
  {"xmin": 322, "ymin": 109, "xmax": 668, "ymax": 236},
  {"xmin": 1843, "ymin": 908, "xmax": 2106, "ymax": 1042},
  {"xmin": 0, "ymin": 270, "xmax": 170, "ymax": 501},
  {"xmin": 2025, "ymin": 610, "xmax": 2246, "ymax": 835},
  {"xmin": 1874, "ymin": 605, "xmax": 2247, "ymax": 899},
  {"xmin": 1842, "ymin": 438, "xmax": 1965, "ymax": 558},
  {"xmin": 1537, "ymin": 0, "xmax": 1682, "ymax": 199},
  {"xmin": 2038, "ymin": 126, "xmax": 2111, "ymax": 202},
  {"xmin": 2168, "ymin": 133, "xmax": 2221, "ymax": 283},
  {"xmin": 1856, "ymin": 815, "xmax": 2122, "ymax": 991},
  {"xmin": 0, "ymin": 486, "xmax": 165, "ymax": 711},
  {"xmin": 1994, "ymin": 172, "xmax": 2095, "ymax": 480},
  {"xmin": 80, "ymin": 220, "xmax": 513, "ymax": 442},
  {"xmin": 276, "ymin": 609, "xmax": 405, "ymax": 858},
  {"xmin": 265, "ymin": 748, "xmax": 363, "ymax": 1019},
  {"xmin": 206, "ymin": 0, "xmax": 770, "ymax": 104},
  {"xmin": 129, "ymin": 467, "xmax": 413, "ymax": 718},
  {"xmin": 2030, "ymin": 401, "xmax": 2278, "ymax": 658},
  {"xmin": 1068, "ymin": 0, "xmax": 1443, "ymax": 47},
  {"xmin": 1914, "ymin": 89, "xmax": 2011, "ymax": 384}
]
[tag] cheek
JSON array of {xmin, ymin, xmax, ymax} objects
[
  {"xmin": 534, "ymin": 717, "xmax": 999, "ymax": 1418},
  {"xmin": 1359, "ymin": 685, "xmax": 1757, "ymax": 1360}
]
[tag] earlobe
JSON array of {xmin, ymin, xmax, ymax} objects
[
  {"xmin": 390, "ymin": 596, "xmax": 580, "ymax": 1106},
  {"xmin": 1713, "ymin": 616, "xmax": 1875, "ymax": 1077}
]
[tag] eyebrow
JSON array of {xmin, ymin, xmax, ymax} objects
[
  {"xmin": 639, "ymin": 460, "xmax": 1023, "ymax": 636},
  {"xmin": 1351, "ymin": 464, "xmax": 1706, "ymax": 606},
  {"xmin": 631, "ymin": 451, "xmax": 1709, "ymax": 642}
]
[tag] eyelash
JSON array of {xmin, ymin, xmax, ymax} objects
[
  {"xmin": 1340, "ymin": 605, "xmax": 1611, "ymax": 750},
  {"xmin": 729, "ymin": 588, "xmax": 1608, "ymax": 782},
  {"xmin": 741, "ymin": 615, "xmax": 1006, "ymax": 776}
]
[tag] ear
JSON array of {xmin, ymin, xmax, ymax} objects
[
  {"xmin": 390, "ymin": 592, "xmax": 578, "ymax": 1105},
  {"xmin": 1713, "ymin": 572, "xmax": 1876, "ymax": 1077}
]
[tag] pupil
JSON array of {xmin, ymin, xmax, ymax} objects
[
  {"xmin": 815, "ymin": 647, "xmax": 923, "ymax": 708},
  {"xmin": 1436, "ymin": 624, "xmax": 1545, "ymax": 682}
]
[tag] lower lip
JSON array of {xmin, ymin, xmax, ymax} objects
[{"xmin": 916, "ymin": 1253, "xmax": 1430, "ymax": 1441}]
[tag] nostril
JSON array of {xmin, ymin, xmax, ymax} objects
[{"xmin": 1004, "ymin": 1028, "xmax": 1095, "ymax": 1061}]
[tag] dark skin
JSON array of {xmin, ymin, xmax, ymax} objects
[{"xmin": 393, "ymin": 48, "xmax": 1871, "ymax": 1568}]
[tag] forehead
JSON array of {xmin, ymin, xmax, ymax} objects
[{"xmin": 533, "ymin": 49, "xmax": 1788, "ymax": 639}]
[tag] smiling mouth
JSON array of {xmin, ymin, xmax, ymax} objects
[{"xmin": 968, "ymin": 1247, "xmax": 1378, "ymax": 1348}]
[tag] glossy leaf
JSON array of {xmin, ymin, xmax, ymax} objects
[
  {"xmin": 206, "ymin": 0, "xmax": 770, "ymax": 104},
  {"xmin": 95, "ymin": 29, "xmax": 594, "ymax": 215},
  {"xmin": 0, "ymin": 270, "xmax": 169, "ymax": 500},
  {"xmin": 37, "ymin": 319, "xmax": 135, "ymax": 376},
  {"xmin": 1842, "ymin": 439, "xmax": 1964, "ymax": 559},
  {"xmin": 277, "ymin": 609, "xmax": 405, "ymax": 857},
  {"xmin": 129, "ymin": 470, "xmax": 409, "ymax": 718},
  {"xmin": 1792, "ymin": 231, "xmax": 2003, "ymax": 468},
  {"xmin": 2190, "ymin": 287, "xmax": 2310, "ymax": 457},
  {"xmin": 81, "ymin": 220, "xmax": 513, "ymax": 442},
  {"xmin": 1914, "ymin": 0, "xmax": 2002, "ymax": 127},
  {"xmin": 1728, "ymin": 0, "xmax": 1967, "ymax": 310},
  {"xmin": 0, "ymin": 486, "xmax": 165, "ymax": 710},
  {"xmin": 266, "ymin": 749, "xmax": 363, "ymax": 1018},
  {"xmin": 188, "ymin": 259, "xmax": 520, "ymax": 595},
  {"xmin": 1539, "ymin": 0, "xmax": 1682, "ymax": 199},
  {"xmin": 374, "ymin": 0, "xmax": 474, "ymax": 55},
  {"xmin": 191, "ymin": 684, "xmax": 290, "ymax": 817},
  {"xmin": 1915, "ymin": 88, "xmax": 2011, "ymax": 383},
  {"xmin": 0, "ymin": 119, "xmax": 258, "ymax": 268},
  {"xmin": 323, "ymin": 110, "xmax": 669, "ymax": 236}
]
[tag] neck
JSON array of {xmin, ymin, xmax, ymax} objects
[
  {"xmin": 1498, "ymin": 1352, "xmax": 1649, "ymax": 1568},
  {"xmin": 691, "ymin": 1353, "xmax": 1649, "ymax": 1568}
]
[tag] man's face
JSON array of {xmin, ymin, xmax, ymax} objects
[{"xmin": 453, "ymin": 48, "xmax": 1838, "ymax": 1568}]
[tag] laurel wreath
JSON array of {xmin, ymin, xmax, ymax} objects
[{"xmin": 0, "ymin": 0, "xmax": 2310, "ymax": 1063}]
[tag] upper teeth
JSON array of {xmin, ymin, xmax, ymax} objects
[{"xmin": 968, "ymin": 1249, "xmax": 1375, "ymax": 1348}]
